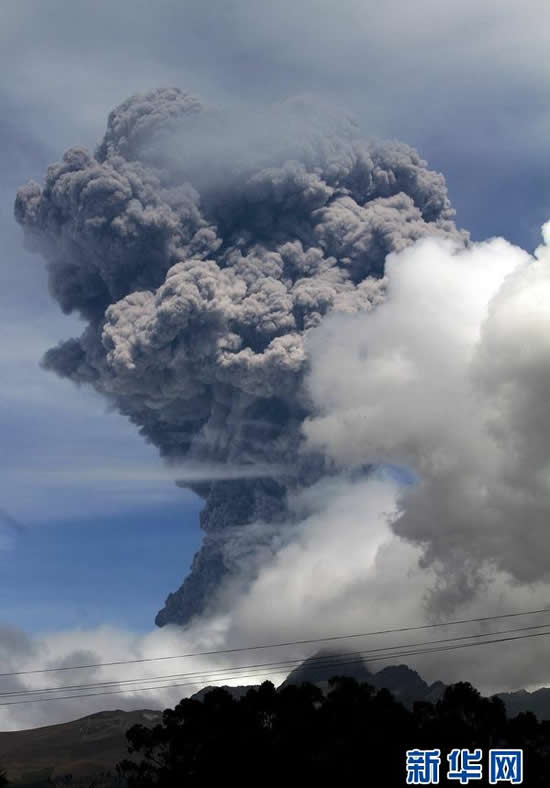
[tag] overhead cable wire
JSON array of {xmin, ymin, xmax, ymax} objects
[
  {"xmin": 3, "ymin": 624, "xmax": 550, "ymax": 706},
  {"xmin": 2, "ymin": 620, "xmax": 550, "ymax": 699},
  {"xmin": 2, "ymin": 605, "xmax": 550, "ymax": 679}
]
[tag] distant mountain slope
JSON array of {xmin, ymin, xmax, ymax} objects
[
  {"xmin": 191, "ymin": 654, "xmax": 547, "ymax": 720},
  {"xmin": 191, "ymin": 684, "xmax": 253, "ymax": 702},
  {"xmin": 279, "ymin": 648, "xmax": 373, "ymax": 690},
  {"xmin": 278, "ymin": 651, "xmax": 446, "ymax": 708},
  {"xmin": 0, "ymin": 708, "xmax": 162, "ymax": 785},
  {"xmin": 280, "ymin": 653, "xmax": 550, "ymax": 720},
  {"xmin": 496, "ymin": 688, "xmax": 550, "ymax": 721}
]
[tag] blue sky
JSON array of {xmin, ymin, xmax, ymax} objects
[
  {"xmin": 1, "ymin": 0, "xmax": 549, "ymax": 635},
  {"xmin": 0, "ymin": 500, "xmax": 201, "ymax": 632}
]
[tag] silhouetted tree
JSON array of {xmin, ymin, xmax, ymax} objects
[{"xmin": 118, "ymin": 677, "xmax": 550, "ymax": 786}]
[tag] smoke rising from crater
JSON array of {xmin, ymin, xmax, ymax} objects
[{"xmin": 15, "ymin": 87, "xmax": 467, "ymax": 626}]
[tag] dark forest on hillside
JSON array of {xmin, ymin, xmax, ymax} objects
[
  {"xmin": 116, "ymin": 678, "xmax": 549, "ymax": 786},
  {"xmin": 6, "ymin": 676, "xmax": 550, "ymax": 786}
]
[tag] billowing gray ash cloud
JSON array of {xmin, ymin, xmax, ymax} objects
[{"xmin": 15, "ymin": 87, "xmax": 467, "ymax": 627}]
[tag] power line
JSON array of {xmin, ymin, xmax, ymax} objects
[
  {"xmin": 3, "ymin": 620, "xmax": 550, "ymax": 699},
  {"xmin": 3, "ymin": 624, "xmax": 550, "ymax": 706},
  {"xmin": 2, "ymin": 605, "xmax": 550, "ymax": 679}
]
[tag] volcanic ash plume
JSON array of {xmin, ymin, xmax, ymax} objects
[{"xmin": 14, "ymin": 87, "xmax": 466, "ymax": 626}]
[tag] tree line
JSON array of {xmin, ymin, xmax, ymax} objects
[
  {"xmin": 118, "ymin": 677, "xmax": 550, "ymax": 786},
  {"xmin": 4, "ymin": 677, "xmax": 550, "ymax": 786}
]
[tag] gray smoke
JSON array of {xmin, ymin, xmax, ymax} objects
[{"xmin": 15, "ymin": 87, "xmax": 467, "ymax": 626}]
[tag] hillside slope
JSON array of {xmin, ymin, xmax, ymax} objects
[{"xmin": 0, "ymin": 709, "xmax": 162, "ymax": 785}]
